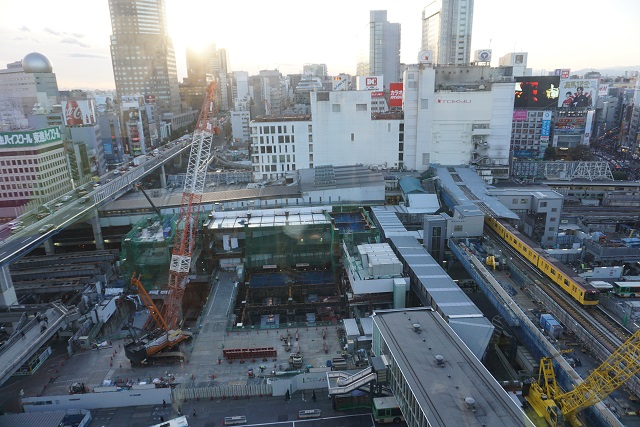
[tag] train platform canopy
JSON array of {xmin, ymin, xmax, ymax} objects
[
  {"xmin": 388, "ymin": 235, "xmax": 493, "ymax": 360},
  {"xmin": 434, "ymin": 166, "xmax": 519, "ymax": 220},
  {"xmin": 368, "ymin": 205, "xmax": 422, "ymax": 240},
  {"xmin": 372, "ymin": 308, "xmax": 535, "ymax": 427}
]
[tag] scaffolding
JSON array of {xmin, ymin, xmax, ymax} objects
[{"xmin": 119, "ymin": 215, "xmax": 177, "ymax": 288}]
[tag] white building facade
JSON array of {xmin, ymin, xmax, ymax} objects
[{"xmin": 250, "ymin": 64, "xmax": 514, "ymax": 181}]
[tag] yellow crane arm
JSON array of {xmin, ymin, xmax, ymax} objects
[{"xmin": 557, "ymin": 329, "xmax": 640, "ymax": 415}]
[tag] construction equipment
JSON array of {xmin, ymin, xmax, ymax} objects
[
  {"xmin": 524, "ymin": 330, "xmax": 640, "ymax": 426},
  {"xmin": 485, "ymin": 255, "xmax": 498, "ymax": 270},
  {"xmin": 135, "ymin": 183, "xmax": 162, "ymax": 219},
  {"xmin": 164, "ymin": 81, "xmax": 218, "ymax": 331},
  {"xmin": 124, "ymin": 274, "xmax": 190, "ymax": 365},
  {"xmin": 124, "ymin": 83, "xmax": 217, "ymax": 365}
]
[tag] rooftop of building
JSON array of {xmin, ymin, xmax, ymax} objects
[
  {"xmin": 435, "ymin": 166, "xmax": 519, "ymax": 220},
  {"xmin": 252, "ymin": 115, "xmax": 311, "ymax": 122},
  {"xmin": 372, "ymin": 308, "xmax": 534, "ymax": 427},
  {"xmin": 205, "ymin": 206, "xmax": 333, "ymax": 231}
]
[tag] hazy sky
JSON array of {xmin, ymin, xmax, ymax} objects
[{"xmin": 1, "ymin": 0, "xmax": 639, "ymax": 90}]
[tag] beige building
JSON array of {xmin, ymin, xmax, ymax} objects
[{"xmin": 0, "ymin": 126, "xmax": 72, "ymax": 218}]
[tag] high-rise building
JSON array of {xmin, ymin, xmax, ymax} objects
[
  {"xmin": 108, "ymin": 0, "xmax": 182, "ymax": 118},
  {"xmin": 0, "ymin": 52, "xmax": 59, "ymax": 130},
  {"xmin": 421, "ymin": 0, "xmax": 474, "ymax": 66},
  {"xmin": 185, "ymin": 44, "xmax": 230, "ymax": 111},
  {"xmin": 369, "ymin": 10, "xmax": 401, "ymax": 91}
]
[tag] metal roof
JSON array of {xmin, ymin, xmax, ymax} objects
[
  {"xmin": 206, "ymin": 206, "xmax": 332, "ymax": 230},
  {"xmin": 298, "ymin": 164, "xmax": 385, "ymax": 192},
  {"xmin": 435, "ymin": 166, "xmax": 519, "ymax": 220},
  {"xmin": 0, "ymin": 411, "xmax": 67, "ymax": 427},
  {"xmin": 399, "ymin": 176, "xmax": 426, "ymax": 194},
  {"xmin": 388, "ymin": 235, "xmax": 493, "ymax": 360},
  {"xmin": 372, "ymin": 309, "xmax": 534, "ymax": 427}
]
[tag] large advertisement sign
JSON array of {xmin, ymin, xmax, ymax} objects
[
  {"xmin": 555, "ymin": 116, "xmax": 586, "ymax": 134},
  {"xmin": 540, "ymin": 111, "xmax": 552, "ymax": 141},
  {"xmin": 0, "ymin": 127, "xmax": 61, "ymax": 146},
  {"xmin": 513, "ymin": 110, "xmax": 528, "ymax": 121},
  {"xmin": 62, "ymin": 100, "xmax": 96, "ymax": 126},
  {"xmin": 598, "ymin": 84, "xmax": 609, "ymax": 97},
  {"xmin": 514, "ymin": 76, "xmax": 560, "ymax": 108},
  {"xmin": 389, "ymin": 83, "xmax": 403, "ymax": 107},
  {"xmin": 356, "ymin": 76, "xmax": 383, "ymax": 91},
  {"xmin": 558, "ymin": 79, "xmax": 598, "ymax": 108},
  {"xmin": 561, "ymin": 69, "xmax": 571, "ymax": 78},
  {"xmin": 584, "ymin": 110, "xmax": 595, "ymax": 139},
  {"xmin": 121, "ymin": 95, "xmax": 143, "ymax": 109}
]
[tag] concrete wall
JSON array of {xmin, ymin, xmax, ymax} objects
[
  {"xmin": 269, "ymin": 370, "xmax": 330, "ymax": 396},
  {"xmin": 21, "ymin": 387, "xmax": 171, "ymax": 413}
]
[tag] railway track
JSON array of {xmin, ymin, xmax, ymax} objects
[{"xmin": 484, "ymin": 225, "xmax": 630, "ymax": 355}]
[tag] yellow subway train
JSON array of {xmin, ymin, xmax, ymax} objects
[{"xmin": 485, "ymin": 216, "xmax": 599, "ymax": 306}]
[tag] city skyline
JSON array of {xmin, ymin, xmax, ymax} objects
[{"xmin": 1, "ymin": 0, "xmax": 639, "ymax": 90}]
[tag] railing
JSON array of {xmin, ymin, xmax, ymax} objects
[{"xmin": 171, "ymin": 383, "xmax": 272, "ymax": 401}]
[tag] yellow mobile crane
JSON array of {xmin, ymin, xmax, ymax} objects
[{"xmin": 525, "ymin": 330, "xmax": 640, "ymax": 426}]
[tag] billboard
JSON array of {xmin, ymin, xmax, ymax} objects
[
  {"xmin": 356, "ymin": 76, "xmax": 383, "ymax": 91},
  {"xmin": 0, "ymin": 127, "xmax": 61, "ymax": 146},
  {"xmin": 598, "ymin": 84, "xmax": 609, "ymax": 97},
  {"xmin": 332, "ymin": 75, "xmax": 348, "ymax": 91},
  {"xmin": 584, "ymin": 110, "xmax": 595, "ymax": 139},
  {"xmin": 513, "ymin": 110, "xmax": 528, "ymax": 121},
  {"xmin": 121, "ymin": 95, "xmax": 143, "ymax": 109},
  {"xmin": 540, "ymin": 111, "xmax": 552, "ymax": 141},
  {"xmin": 144, "ymin": 94, "xmax": 156, "ymax": 104},
  {"xmin": 561, "ymin": 69, "xmax": 571, "ymax": 78},
  {"xmin": 514, "ymin": 76, "xmax": 560, "ymax": 108},
  {"xmin": 558, "ymin": 79, "xmax": 598, "ymax": 108},
  {"xmin": 389, "ymin": 83, "xmax": 403, "ymax": 107},
  {"xmin": 62, "ymin": 100, "xmax": 96, "ymax": 126}
]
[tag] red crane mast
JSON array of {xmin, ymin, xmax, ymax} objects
[{"xmin": 163, "ymin": 82, "xmax": 218, "ymax": 330}]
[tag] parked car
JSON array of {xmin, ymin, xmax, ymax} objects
[{"xmin": 38, "ymin": 224, "xmax": 55, "ymax": 234}]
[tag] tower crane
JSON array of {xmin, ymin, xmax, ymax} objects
[
  {"xmin": 163, "ymin": 81, "xmax": 218, "ymax": 330},
  {"xmin": 525, "ymin": 328, "xmax": 640, "ymax": 426}
]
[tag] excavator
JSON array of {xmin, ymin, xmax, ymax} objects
[
  {"xmin": 124, "ymin": 81, "xmax": 218, "ymax": 365},
  {"xmin": 524, "ymin": 328, "xmax": 640, "ymax": 426}
]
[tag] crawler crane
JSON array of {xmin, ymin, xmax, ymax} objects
[
  {"xmin": 124, "ymin": 82, "xmax": 218, "ymax": 365},
  {"xmin": 525, "ymin": 329, "xmax": 640, "ymax": 426}
]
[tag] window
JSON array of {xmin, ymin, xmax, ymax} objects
[
  {"xmin": 332, "ymin": 104, "xmax": 341, "ymax": 112},
  {"xmin": 421, "ymin": 99, "xmax": 429, "ymax": 109},
  {"xmin": 356, "ymin": 104, "xmax": 367, "ymax": 111},
  {"xmin": 540, "ymin": 201, "xmax": 548, "ymax": 207},
  {"xmin": 454, "ymin": 225, "xmax": 463, "ymax": 232},
  {"xmin": 317, "ymin": 92, "xmax": 329, "ymax": 101},
  {"xmin": 350, "ymin": 133, "xmax": 355, "ymax": 142}
]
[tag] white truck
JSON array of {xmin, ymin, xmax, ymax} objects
[{"xmin": 132, "ymin": 154, "xmax": 147, "ymax": 166}]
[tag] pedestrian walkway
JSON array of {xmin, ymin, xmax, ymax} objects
[{"xmin": 0, "ymin": 303, "xmax": 69, "ymax": 386}]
